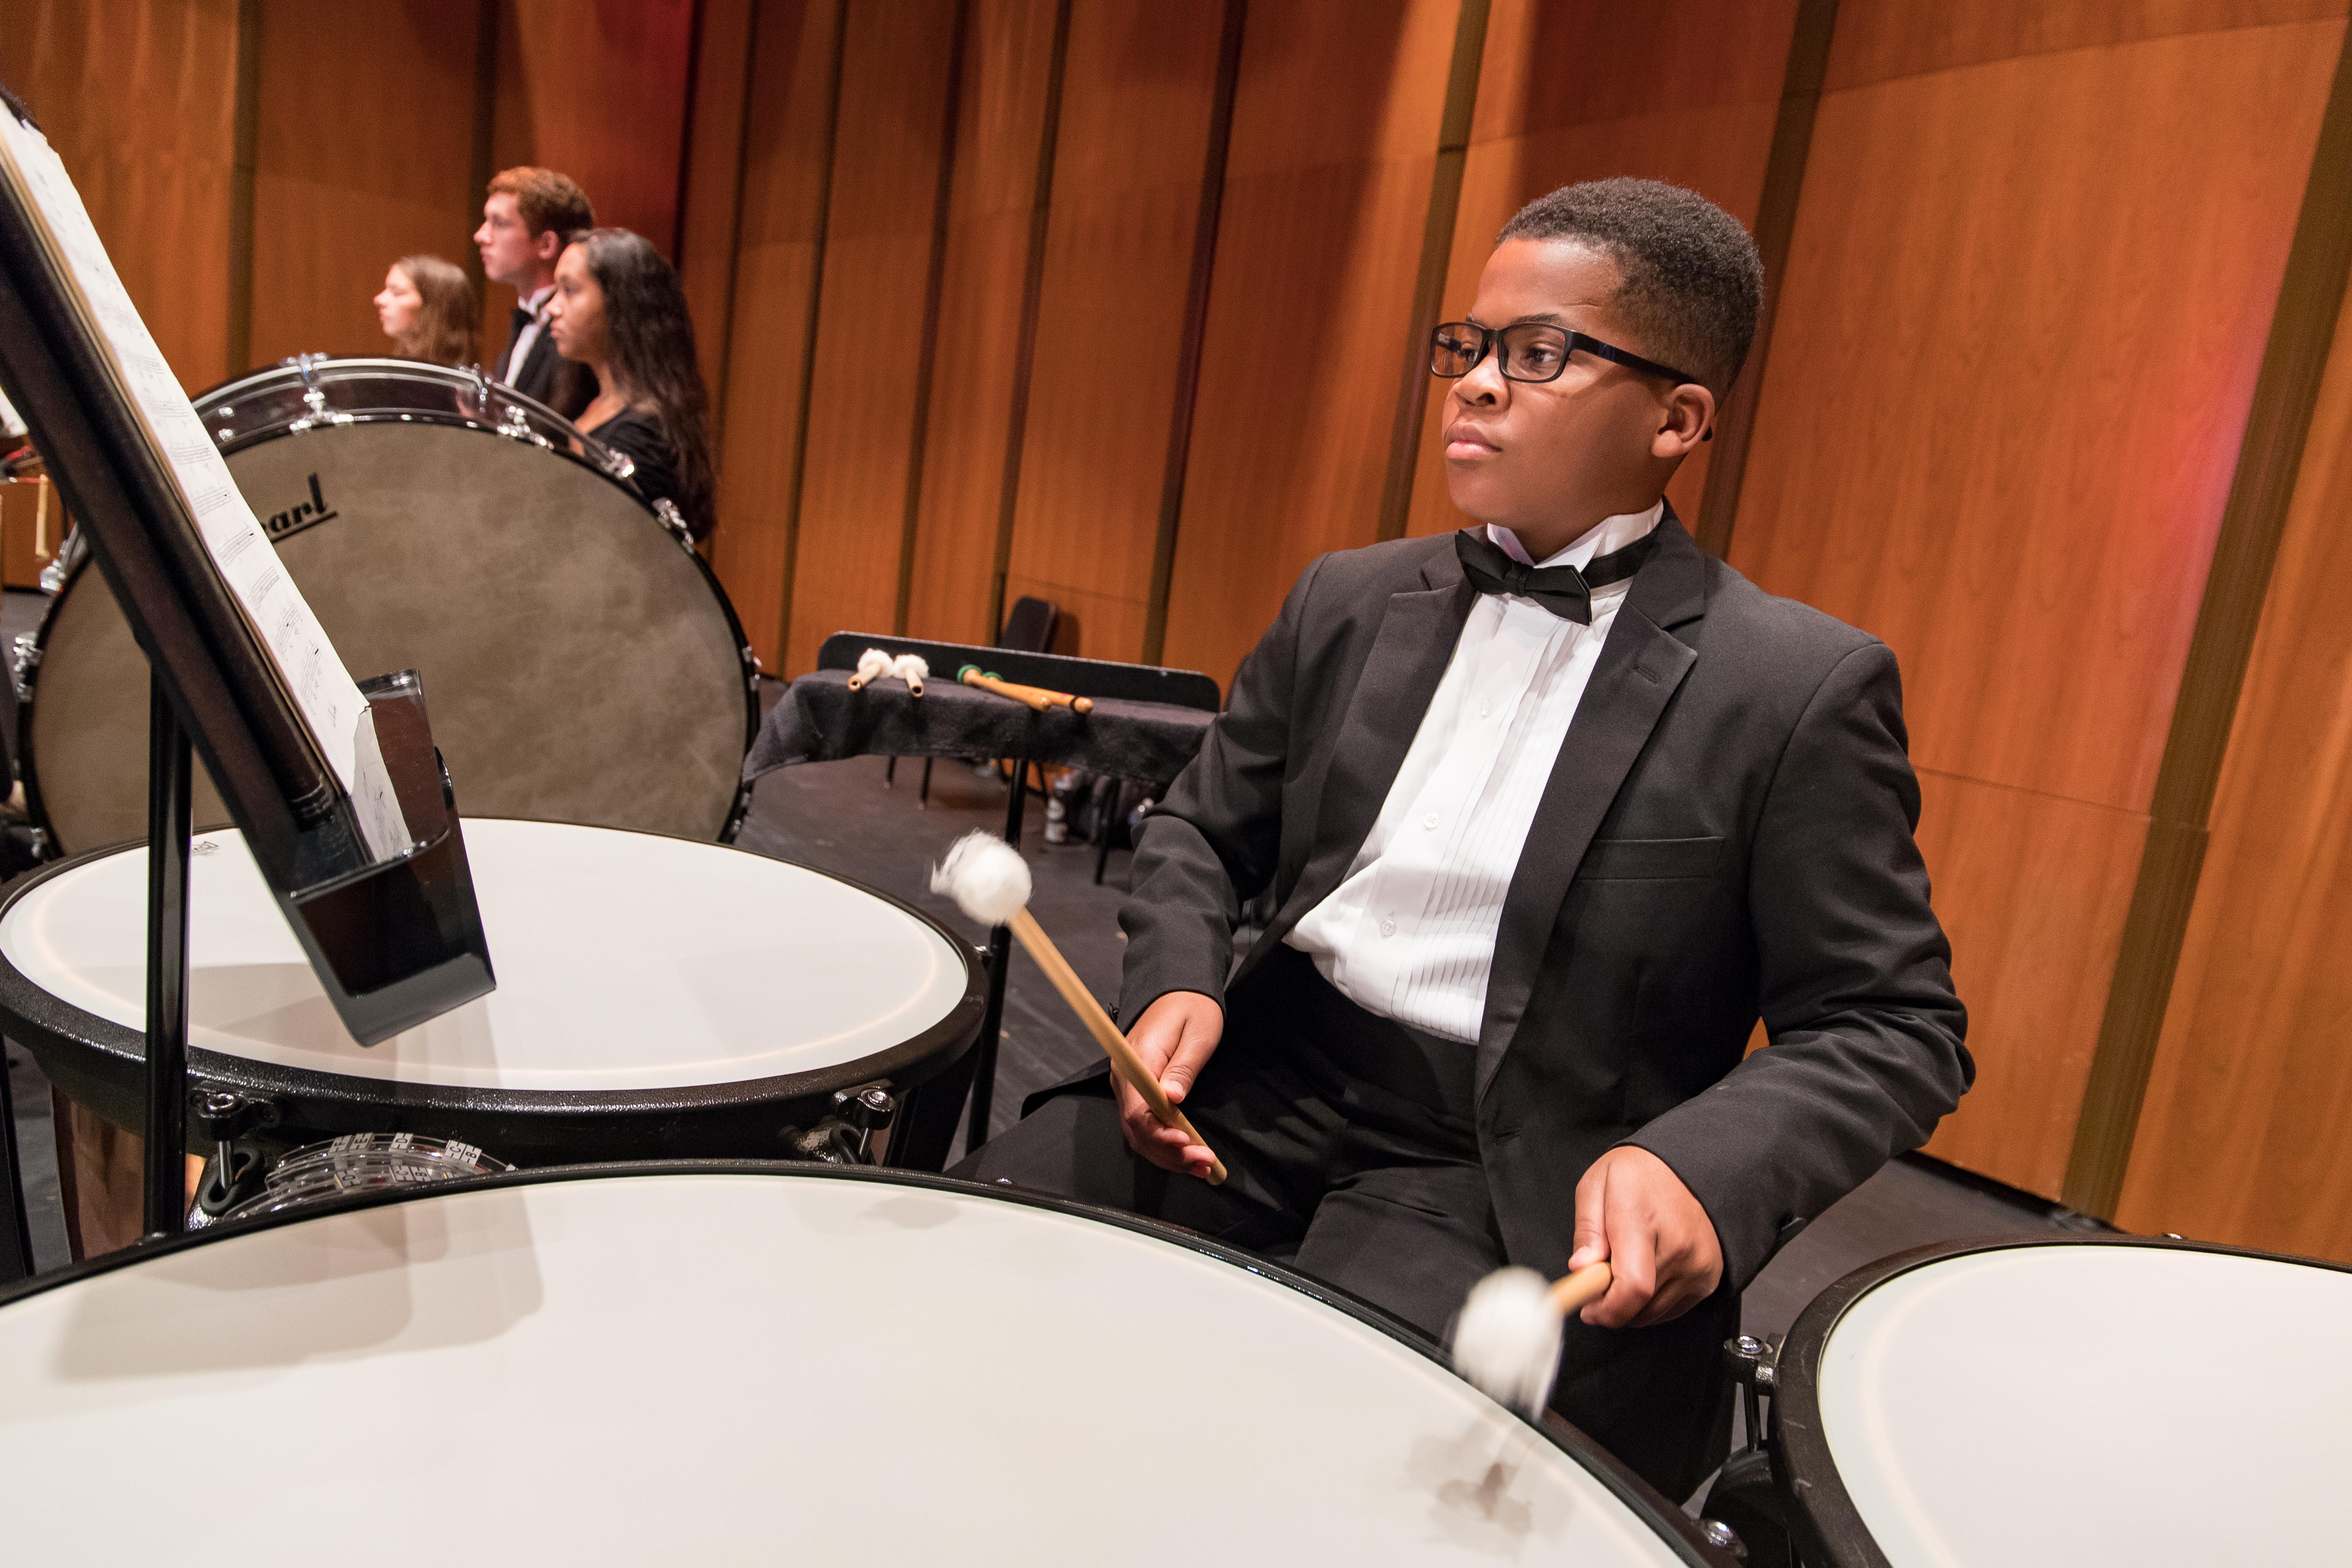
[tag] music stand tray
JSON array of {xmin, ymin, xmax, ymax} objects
[{"xmin": 0, "ymin": 105, "xmax": 493, "ymax": 1239}]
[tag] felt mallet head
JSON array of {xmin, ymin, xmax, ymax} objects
[
  {"xmin": 1450, "ymin": 1266, "xmax": 1565, "ymax": 1416},
  {"xmin": 893, "ymin": 653, "xmax": 929, "ymax": 695},
  {"xmin": 847, "ymin": 646, "xmax": 894, "ymax": 691},
  {"xmin": 929, "ymin": 831, "xmax": 1032, "ymax": 926}
]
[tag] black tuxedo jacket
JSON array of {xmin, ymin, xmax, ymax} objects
[
  {"xmin": 494, "ymin": 313, "xmax": 595, "ymax": 421},
  {"xmin": 1119, "ymin": 512, "xmax": 1972, "ymax": 1291}
]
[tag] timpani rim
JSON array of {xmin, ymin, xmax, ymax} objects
[{"xmin": 0, "ymin": 820, "xmax": 987, "ymax": 1149}]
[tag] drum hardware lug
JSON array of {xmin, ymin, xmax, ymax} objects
[
  {"xmin": 778, "ymin": 1083, "xmax": 898, "ymax": 1167},
  {"xmin": 598, "ymin": 444, "xmax": 637, "ymax": 480},
  {"xmin": 190, "ymin": 1084, "xmax": 280, "ymax": 1145},
  {"xmin": 653, "ymin": 498, "xmax": 692, "ymax": 545},
  {"xmin": 11, "ymin": 633, "xmax": 39, "ymax": 686},
  {"xmin": 188, "ymin": 1140, "xmax": 269, "ymax": 1229},
  {"xmin": 186, "ymin": 1087, "xmax": 281, "ymax": 1228},
  {"xmin": 497, "ymin": 401, "xmax": 549, "ymax": 447},
  {"xmin": 834, "ymin": 1081, "xmax": 898, "ymax": 1162},
  {"xmin": 1724, "ymin": 1334, "xmax": 1781, "ymax": 1451},
  {"xmin": 1697, "ymin": 1453, "xmax": 1793, "ymax": 1568},
  {"xmin": 1695, "ymin": 1517, "xmax": 1747, "ymax": 1561}
]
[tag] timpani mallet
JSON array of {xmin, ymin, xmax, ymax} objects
[
  {"xmin": 929, "ymin": 831, "xmax": 1225, "ymax": 1184},
  {"xmin": 957, "ymin": 665, "xmax": 1093, "ymax": 714},
  {"xmin": 1450, "ymin": 1261, "xmax": 1615, "ymax": 1415},
  {"xmin": 846, "ymin": 646, "xmax": 894, "ymax": 691}
]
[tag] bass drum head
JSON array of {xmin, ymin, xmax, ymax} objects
[{"xmin": 26, "ymin": 420, "xmax": 751, "ymax": 853}]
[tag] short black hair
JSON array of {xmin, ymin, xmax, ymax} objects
[{"xmin": 1496, "ymin": 178, "xmax": 1761, "ymax": 397}]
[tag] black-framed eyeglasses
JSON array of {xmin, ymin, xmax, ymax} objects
[{"xmin": 1430, "ymin": 320, "xmax": 1698, "ymax": 388}]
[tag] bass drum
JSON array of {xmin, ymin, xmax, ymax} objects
[{"xmin": 21, "ymin": 357, "xmax": 757, "ymax": 853}]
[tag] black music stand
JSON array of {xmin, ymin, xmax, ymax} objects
[
  {"xmin": 751, "ymin": 632, "xmax": 1220, "ymax": 1158},
  {"xmin": 0, "ymin": 108, "xmax": 493, "ymax": 1247}
]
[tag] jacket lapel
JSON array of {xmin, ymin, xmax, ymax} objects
[
  {"xmin": 1475, "ymin": 515, "xmax": 1710, "ymax": 1100},
  {"xmin": 1267, "ymin": 548, "xmax": 1476, "ymax": 946}
]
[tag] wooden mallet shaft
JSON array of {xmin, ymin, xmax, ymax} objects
[
  {"xmin": 1549, "ymin": 1260, "xmax": 1613, "ymax": 1314},
  {"xmin": 958, "ymin": 666, "xmax": 1093, "ymax": 713},
  {"xmin": 1006, "ymin": 907, "xmax": 1227, "ymax": 1185}
]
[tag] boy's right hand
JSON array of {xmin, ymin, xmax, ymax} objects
[{"xmin": 1115, "ymin": 990, "xmax": 1223, "ymax": 1178}]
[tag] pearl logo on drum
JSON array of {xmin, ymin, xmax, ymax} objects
[{"xmin": 264, "ymin": 472, "xmax": 338, "ymax": 540}]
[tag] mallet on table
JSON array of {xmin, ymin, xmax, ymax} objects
[
  {"xmin": 929, "ymin": 831, "xmax": 1224, "ymax": 1184},
  {"xmin": 1450, "ymin": 1260, "xmax": 1615, "ymax": 1415},
  {"xmin": 847, "ymin": 647, "xmax": 929, "ymax": 695},
  {"xmin": 957, "ymin": 665, "xmax": 1093, "ymax": 714}
]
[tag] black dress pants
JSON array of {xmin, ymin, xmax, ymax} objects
[{"xmin": 954, "ymin": 944, "xmax": 1736, "ymax": 1501}]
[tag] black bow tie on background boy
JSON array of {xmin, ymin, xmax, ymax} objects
[{"xmin": 1453, "ymin": 528, "xmax": 1660, "ymax": 625}]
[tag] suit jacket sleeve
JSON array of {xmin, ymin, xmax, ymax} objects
[
  {"xmin": 1625, "ymin": 640, "xmax": 1974, "ymax": 1290},
  {"xmin": 1116, "ymin": 556, "xmax": 1325, "ymax": 1024}
]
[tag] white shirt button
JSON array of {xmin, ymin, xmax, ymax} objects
[
  {"xmin": 1379, "ymin": 918, "xmax": 1397, "ymax": 938},
  {"xmin": 1422, "ymin": 812, "xmax": 1439, "ymax": 830},
  {"xmin": 1479, "ymin": 699, "xmax": 1492, "ymax": 718}
]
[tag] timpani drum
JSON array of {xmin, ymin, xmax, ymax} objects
[
  {"xmin": 0, "ymin": 1163, "xmax": 1734, "ymax": 1564},
  {"xmin": 0, "ymin": 819, "xmax": 984, "ymax": 1170},
  {"xmin": 1770, "ymin": 1236, "xmax": 2352, "ymax": 1566},
  {"xmin": 18, "ymin": 357, "xmax": 759, "ymax": 854}
]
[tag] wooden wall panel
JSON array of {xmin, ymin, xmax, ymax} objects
[
  {"xmin": 0, "ymin": 0, "xmax": 242, "ymax": 392},
  {"xmin": 1155, "ymin": 0, "xmax": 1456, "ymax": 690},
  {"xmin": 1400, "ymin": 0, "xmax": 1798, "ymax": 542},
  {"xmin": 709, "ymin": 0, "xmax": 842, "ymax": 674},
  {"xmin": 780, "ymin": 0, "xmax": 961, "ymax": 676},
  {"xmin": 902, "ymin": 0, "xmax": 1063, "ymax": 649},
  {"xmin": 677, "ymin": 0, "xmax": 756, "ymax": 431},
  {"xmin": 1911, "ymin": 772, "xmax": 2149, "ymax": 1195},
  {"xmin": 1728, "ymin": 10, "xmax": 2344, "ymax": 1196},
  {"xmin": 478, "ymin": 0, "xmax": 696, "ymax": 355},
  {"xmin": 490, "ymin": 0, "xmax": 695, "ymax": 242},
  {"xmin": 2116, "ymin": 282, "xmax": 2352, "ymax": 1259},
  {"xmin": 999, "ymin": 0, "xmax": 1227, "ymax": 663},
  {"xmin": 1823, "ymin": 0, "xmax": 2341, "ymax": 89},
  {"xmin": 247, "ymin": 0, "xmax": 482, "ymax": 370}
]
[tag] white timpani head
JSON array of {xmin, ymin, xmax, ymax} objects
[
  {"xmin": 0, "ymin": 1168, "xmax": 1722, "ymax": 1564},
  {"xmin": 1778, "ymin": 1239, "xmax": 2352, "ymax": 1567},
  {"xmin": 0, "ymin": 819, "xmax": 972, "ymax": 1095}
]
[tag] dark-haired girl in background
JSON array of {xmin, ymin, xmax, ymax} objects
[
  {"xmin": 544, "ymin": 227, "xmax": 716, "ymax": 543},
  {"xmin": 374, "ymin": 254, "xmax": 476, "ymax": 368}
]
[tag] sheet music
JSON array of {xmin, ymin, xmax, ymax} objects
[{"xmin": 0, "ymin": 112, "xmax": 407, "ymax": 859}]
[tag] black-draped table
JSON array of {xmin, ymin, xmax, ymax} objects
[
  {"xmin": 748, "ymin": 669, "xmax": 1215, "ymax": 789},
  {"xmin": 743, "ymin": 635, "xmax": 1222, "ymax": 1161}
]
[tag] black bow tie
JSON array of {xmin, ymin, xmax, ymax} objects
[
  {"xmin": 510, "ymin": 306, "xmax": 535, "ymax": 337},
  {"xmin": 1454, "ymin": 528, "xmax": 1659, "ymax": 624}
]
